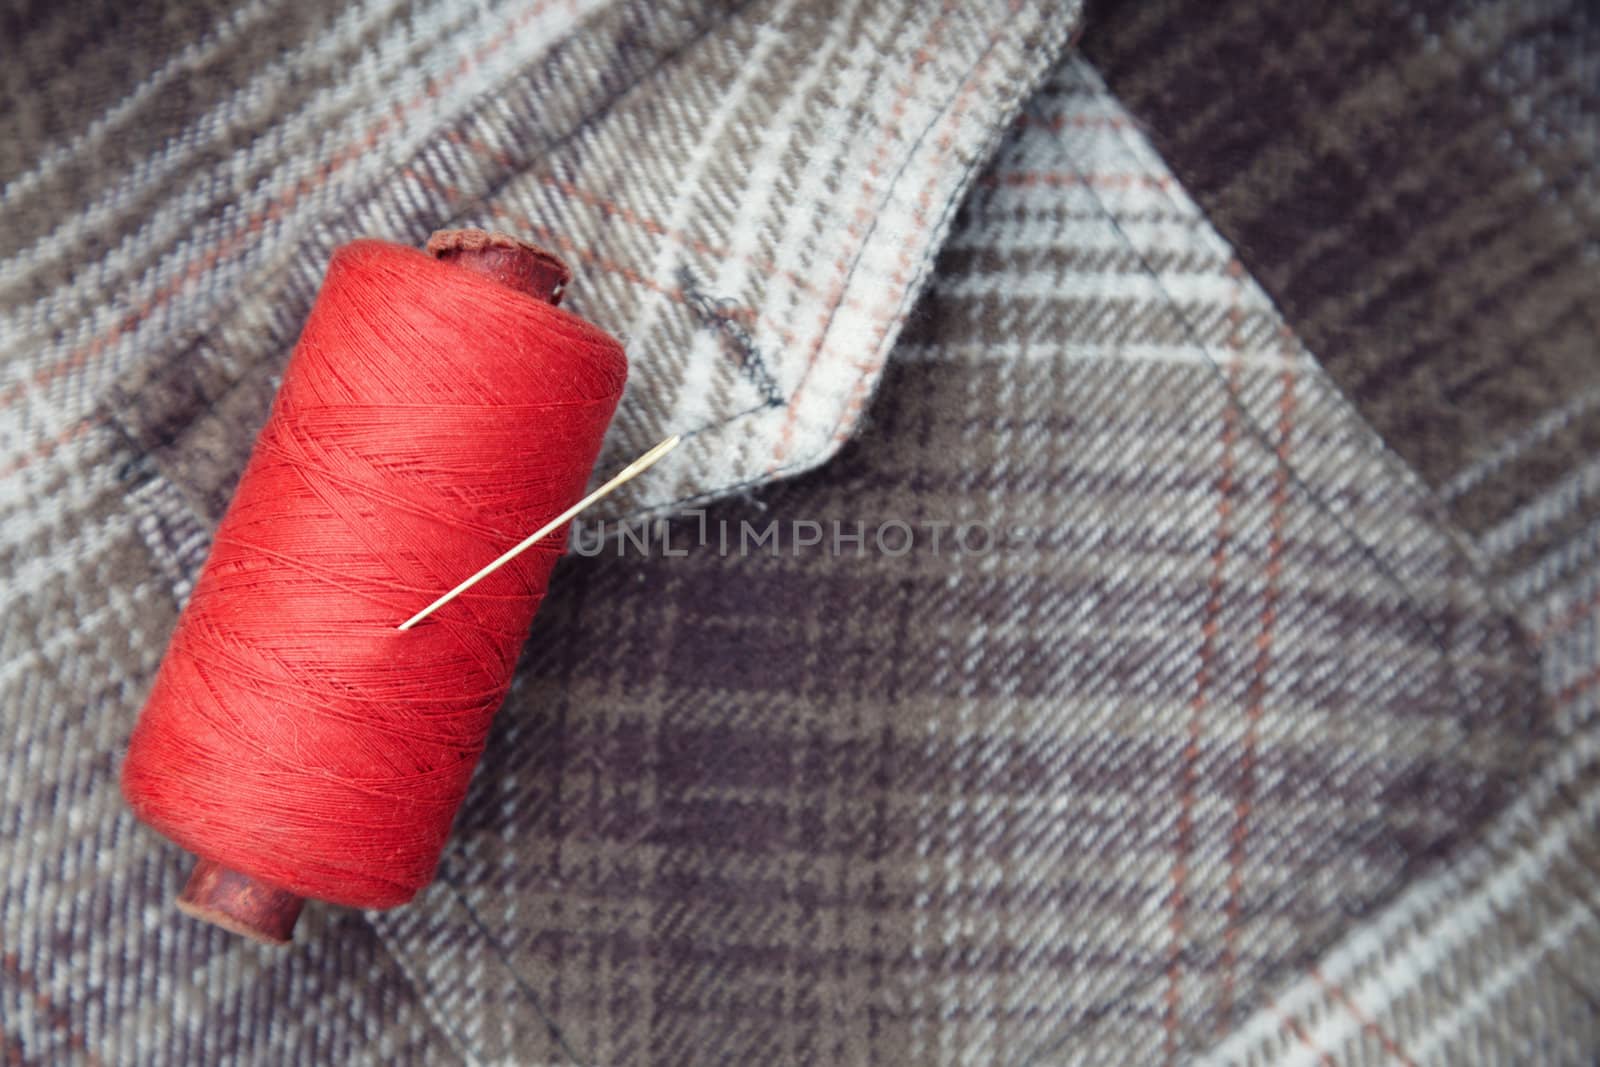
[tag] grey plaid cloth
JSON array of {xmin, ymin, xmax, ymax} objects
[
  {"xmin": 4, "ymin": 1, "xmax": 1598, "ymax": 1064},
  {"xmin": 2, "ymin": 0, "xmax": 1076, "ymax": 523},
  {"xmin": 360, "ymin": 57, "xmax": 1545, "ymax": 1065},
  {"xmin": 1083, "ymin": 0, "xmax": 1600, "ymax": 1061}
]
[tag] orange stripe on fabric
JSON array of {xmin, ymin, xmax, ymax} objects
[
  {"xmin": 770, "ymin": 0, "xmax": 961, "ymax": 463},
  {"xmin": 4, "ymin": 0, "xmax": 569, "ymax": 424},
  {"xmin": 2, "ymin": 951, "xmax": 103, "ymax": 1067},
  {"xmin": 1269, "ymin": 998, "xmax": 1338, "ymax": 1067},
  {"xmin": 1164, "ymin": 355, "xmax": 1244, "ymax": 1062},
  {"xmin": 449, "ymin": 132, "xmax": 823, "ymax": 304},
  {"xmin": 0, "ymin": 418, "xmax": 94, "ymax": 479},
  {"xmin": 1218, "ymin": 309, "xmax": 1299, "ymax": 1028},
  {"xmin": 1312, "ymin": 967, "xmax": 1420, "ymax": 1067},
  {"xmin": 409, "ymin": 169, "xmax": 796, "ymax": 349}
]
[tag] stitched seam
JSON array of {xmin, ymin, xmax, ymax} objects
[{"xmin": 6, "ymin": 0, "xmax": 756, "ymax": 485}]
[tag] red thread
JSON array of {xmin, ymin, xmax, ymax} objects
[{"xmin": 122, "ymin": 238, "xmax": 626, "ymax": 909}]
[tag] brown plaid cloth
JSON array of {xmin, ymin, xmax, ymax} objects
[
  {"xmin": 1083, "ymin": 0, "xmax": 1600, "ymax": 1061},
  {"xmin": 2, "ymin": 0, "xmax": 1077, "ymax": 1062},
  {"xmin": 4, "ymin": 0, "xmax": 1598, "ymax": 1064},
  {"xmin": 2, "ymin": 0, "xmax": 1077, "ymax": 523},
  {"xmin": 346, "ymin": 54, "xmax": 1549, "ymax": 1063}
]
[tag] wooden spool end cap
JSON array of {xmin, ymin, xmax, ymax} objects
[
  {"xmin": 426, "ymin": 228, "xmax": 570, "ymax": 305},
  {"xmin": 177, "ymin": 859, "xmax": 305, "ymax": 946}
]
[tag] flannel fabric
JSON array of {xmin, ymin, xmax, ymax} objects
[
  {"xmin": 1082, "ymin": 2, "xmax": 1600, "ymax": 1060},
  {"xmin": 2, "ymin": 0, "xmax": 1077, "ymax": 1061},
  {"xmin": 347, "ymin": 57, "xmax": 1543, "ymax": 1064},
  {"xmin": 1082, "ymin": 0, "xmax": 1600, "ymax": 568},
  {"xmin": 2, "ymin": 0, "xmax": 1077, "ymax": 522},
  {"xmin": 3, "ymin": 2, "xmax": 1597, "ymax": 1065}
]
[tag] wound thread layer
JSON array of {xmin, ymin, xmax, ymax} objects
[{"xmin": 122, "ymin": 239, "xmax": 627, "ymax": 908}]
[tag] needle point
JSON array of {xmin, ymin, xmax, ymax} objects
[{"xmin": 397, "ymin": 434, "xmax": 681, "ymax": 631}]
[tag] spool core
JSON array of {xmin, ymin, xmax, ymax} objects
[{"xmin": 174, "ymin": 227, "xmax": 570, "ymax": 944}]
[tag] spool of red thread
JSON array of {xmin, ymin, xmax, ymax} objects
[{"xmin": 121, "ymin": 229, "xmax": 627, "ymax": 943}]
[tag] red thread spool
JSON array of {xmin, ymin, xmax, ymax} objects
[{"xmin": 121, "ymin": 230, "xmax": 626, "ymax": 943}]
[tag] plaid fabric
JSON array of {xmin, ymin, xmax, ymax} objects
[
  {"xmin": 1206, "ymin": 445, "xmax": 1600, "ymax": 1065},
  {"xmin": 1081, "ymin": 0, "xmax": 1600, "ymax": 563},
  {"xmin": 3, "ymin": 0, "xmax": 1077, "ymax": 523},
  {"xmin": 1, "ymin": 3, "xmax": 1589, "ymax": 1065},
  {"xmin": 367, "ymin": 57, "xmax": 1534, "ymax": 1064},
  {"xmin": 2, "ymin": 0, "xmax": 1078, "ymax": 1062},
  {"xmin": 1078, "ymin": 3, "xmax": 1600, "ymax": 1060}
]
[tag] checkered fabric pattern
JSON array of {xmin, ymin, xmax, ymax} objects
[
  {"xmin": 1, "ymin": 3, "xmax": 1594, "ymax": 1066},
  {"xmin": 1204, "ymin": 407, "xmax": 1600, "ymax": 1065},
  {"xmin": 1081, "ymin": 2, "xmax": 1600, "ymax": 1060},
  {"xmin": 1083, "ymin": 0, "xmax": 1600, "ymax": 560},
  {"xmin": 331, "ymin": 57, "xmax": 1534, "ymax": 1065},
  {"xmin": 3, "ymin": 0, "xmax": 1078, "ymax": 1062},
  {"xmin": 3, "ymin": 0, "xmax": 1078, "ymax": 522}
]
